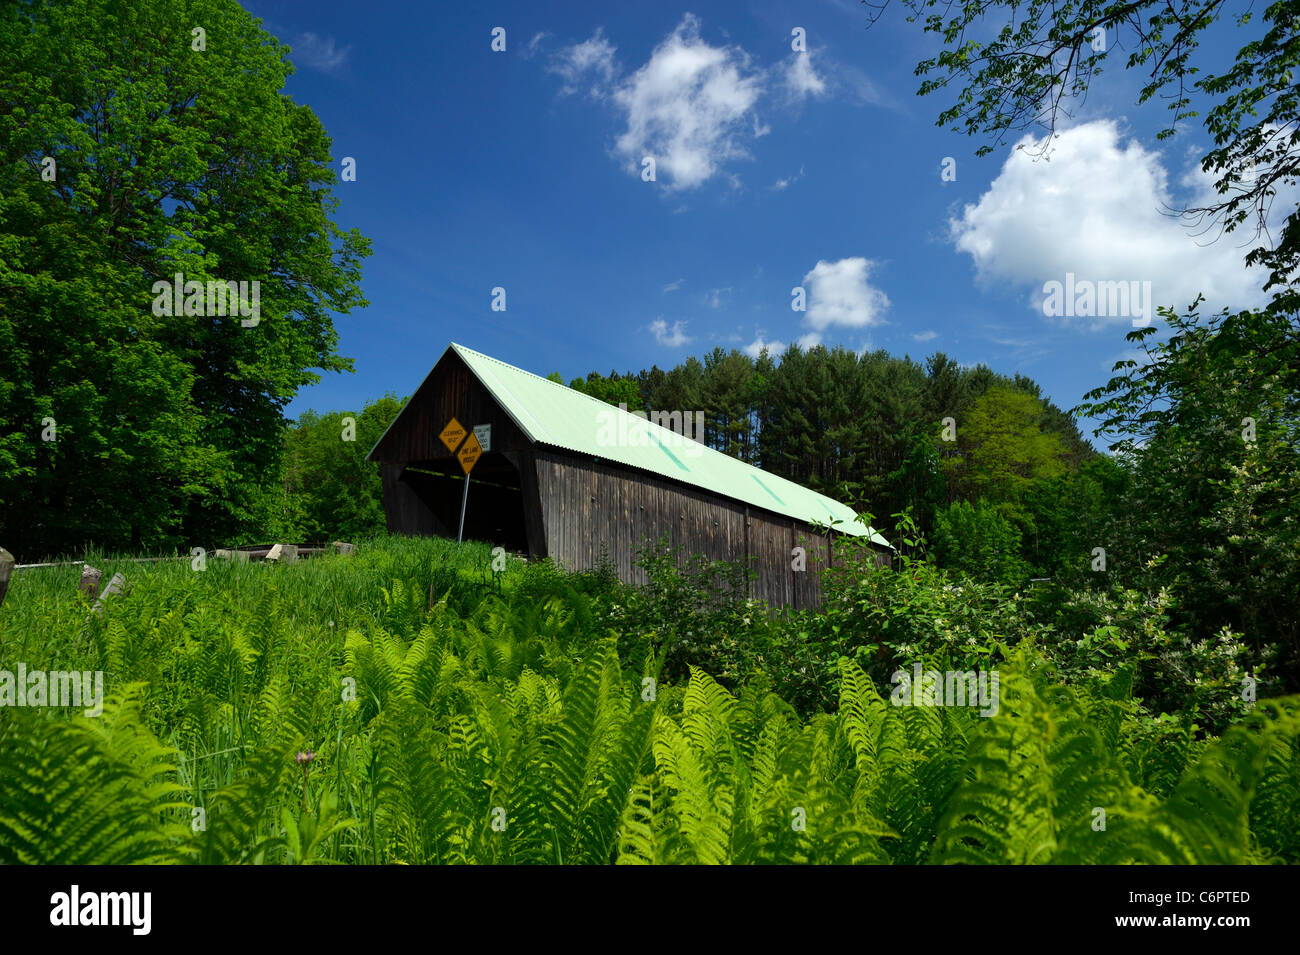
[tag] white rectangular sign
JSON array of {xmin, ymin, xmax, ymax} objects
[{"xmin": 473, "ymin": 424, "xmax": 491, "ymax": 452}]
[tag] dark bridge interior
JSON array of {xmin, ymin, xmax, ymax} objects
[{"xmin": 395, "ymin": 451, "xmax": 528, "ymax": 554}]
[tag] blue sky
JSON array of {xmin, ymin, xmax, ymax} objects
[{"xmin": 249, "ymin": 1, "xmax": 1277, "ymax": 447}]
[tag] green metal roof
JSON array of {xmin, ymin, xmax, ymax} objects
[{"xmin": 439, "ymin": 343, "xmax": 888, "ymax": 546}]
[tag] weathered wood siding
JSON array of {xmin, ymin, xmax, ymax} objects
[
  {"xmin": 532, "ymin": 450, "xmax": 874, "ymax": 607},
  {"xmin": 370, "ymin": 350, "xmax": 530, "ymax": 465}
]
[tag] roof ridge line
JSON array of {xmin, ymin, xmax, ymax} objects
[
  {"xmin": 441, "ymin": 342, "xmax": 887, "ymax": 545},
  {"xmin": 454, "ymin": 342, "xmax": 870, "ymax": 512}
]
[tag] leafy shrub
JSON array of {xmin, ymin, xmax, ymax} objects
[
  {"xmin": 607, "ymin": 535, "xmax": 763, "ymax": 687},
  {"xmin": 821, "ymin": 512, "xmax": 1046, "ymax": 683},
  {"xmin": 1027, "ymin": 582, "xmax": 1256, "ymax": 730},
  {"xmin": 932, "ymin": 499, "xmax": 1028, "ymax": 586},
  {"xmin": 824, "ymin": 511, "xmax": 1256, "ymax": 732}
]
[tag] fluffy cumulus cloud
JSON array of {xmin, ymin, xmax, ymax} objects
[
  {"xmin": 650, "ymin": 318, "xmax": 692, "ymax": 347},
  {"xmin": 547, "ymin": 17, "xmax": 890, "ymax": 189},
  {"xmin": 948, "ymin": 120, "xmax": 1272, "ymax": 322},
  {"xmin": 801, "ymin": 257, "xmax": 890, "ymax": 336},
  {"xmin": 551, "ymin": 16, "xmax": 764, "ymax": 190},
  {"xmin": 742, "ymin": 258, "xmax": 888, "ymax": 355},
  {"xmin": 611, "ymin": 15, "xmax": 764, "ymax": 190}
]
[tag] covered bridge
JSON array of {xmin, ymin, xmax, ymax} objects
[{"xmin": 367, "ymin": 343, "xmax": 890, "ymax": 608}]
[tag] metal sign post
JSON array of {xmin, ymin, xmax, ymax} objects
[
  {"xmin": 454, "ymin": 431, "xmax": 483, "ymax": 544},
  {"xmin": 438, "ymin": 417, "xmax": 483, "ymax": 544},
  {"xmin": 456, "ymin": 476, "xmax": 470, "ymax": 544}
]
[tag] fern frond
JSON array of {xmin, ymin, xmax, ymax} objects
[{"xmin": 0, "ymin": 684, "xmax": 190, "ymax": 864}]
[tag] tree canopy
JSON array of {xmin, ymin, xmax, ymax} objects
[{"xmin": 0, "ymin": 0, "xmax": 369, "ymax": 554}]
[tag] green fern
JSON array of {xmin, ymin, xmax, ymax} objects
[{"xmin": 0, "ymin": 685, "xmax": 190, "ymax": 864}]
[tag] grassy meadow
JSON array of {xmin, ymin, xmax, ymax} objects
[{"xmin": 0, "ymin": 534, "xmax": 1297, "ymax": 865}]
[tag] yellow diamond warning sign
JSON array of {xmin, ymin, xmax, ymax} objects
[
  {"xmin": 439, "ymin": 417, "xmax": 467, "ymax": 453},
  {"xmin": 457, "ymin": 432, "xmax": 482, "ymax": 474}
]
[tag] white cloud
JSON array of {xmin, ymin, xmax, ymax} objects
[
  {"xmin": 549, "ymin": 29, "xmax": 618, "ymax": 96},
  {"xmin": 546, "ymin": 19, "xmax": 891, "ymax": 189},
  {"xmin": 801, "ymin": 257, "xmax": 890, "ymax": 332},
  {"xmin": 783, "ymin": 51, "xmax": 826, "ymax": 101},
  {"xmin": 912, "ymin": 330, "xmax": 938, "ymax": 342},
  {"xmin": 1177, "ymin": 127, "xmax": 1300, "ymax": 272},
  {"xmin": 743, "ymin": 335, "xmax": 787, "ymax": 358},
  {"xmin": 611, "ymin": 15, "xmax": 764, "ymax": 191},
  {"xmin": 706, "ymin": 287, "xmax": 732, "ymax": 308},
  {"xmin": 949, "ymin": 120, "xmax": 1271, "ymax": 322},
  {"xmin": 771, "ymin": 164, "xmax": 805, "ymax": 191},
  {"xmin": 662, "ymin": 278, "xmax": 685, "ymax": 293},
  {"xmin": 784, "ymin": 50, "xmax": 888, "ymax": 109},
  {"xmin": 522, "ymin": 32, "xmax": 551, "ymax": 60},
  {"xmin": 290, "ymin": 33, "xmax": 351, "ymax": 73},
  {"xmin": 650, "ymin": 318, "xmax": 692, "ymax": 347}
]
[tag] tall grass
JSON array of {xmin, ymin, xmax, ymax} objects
[
  {"xmin": 1, "ymin": 534, "xmax": 1297, "ymax": 864},
  {"xmin": 0, "ymin": 534, "xmax": 504, "ymax": 659}
]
